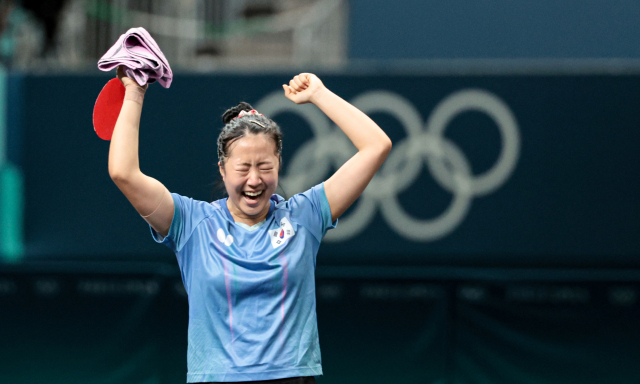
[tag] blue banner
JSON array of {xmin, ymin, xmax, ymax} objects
[{"xmin": 18, "ymin": 73, "xmax": 640, "ymax": 266}]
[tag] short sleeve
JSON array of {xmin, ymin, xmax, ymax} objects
[
  {"xmin": 287, "ymin": 183, "xmax": 338, "ymax": 242},
  {"xmin": 150, "ymin": 193, "xmax": 210, "ymax": 252}
]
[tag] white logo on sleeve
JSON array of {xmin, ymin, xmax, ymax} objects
[
  {"xmin": 217, "ymin": 228, "xmax": 234, "ymax": 246},
  {"xmin": 270, "ymin": 217, "xmax": 295, "ymax": 248}
]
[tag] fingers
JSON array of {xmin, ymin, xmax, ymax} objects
[
  {"xmin": 289, "ymin": 79, "xmax": 304, "ymax": 93},
  {"xmin": 299, "ymin": 73, "xmax": 311, "ymax": 84},
  {"xmin": 283, "ymin": 84, "xmax": 297, "ymax": 95},
  {"xmin": 293, "ymin": 75, "xmax": 308, "ymax": 89},
  {"xmin": 282, "ymin": 84, "xmax": 293, "ymax": 97},
  {"xmin": 116, "ymin": 66, "xmax": 127, "ymax": 86},
  {"xmin": 283, "ymin": 84, "xmax": 300, "ymax": 103},
  {"xmin": 288, "ymin": 74, "xmax": 310, "ymax": 92},
  {"xmin": 284, "ymin": 73, "xmax": 319, "ymax": 104}
]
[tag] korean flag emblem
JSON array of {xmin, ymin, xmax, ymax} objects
[{"xmin": 270, "ymin": 217, "xmax": 295, "ymax": 248}]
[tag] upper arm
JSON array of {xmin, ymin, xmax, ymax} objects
[
  {"xmin": 303, "ymin": 84, "xmax": 392, "ymax": 223},
  {"xmin": 111, "ymin": 171, "xmax": 174, "ymax": 237},
  {"xmin": 323, "ymin": 144, "xmax": 391, "ymax": 222},
  {"xmin": 288, "ymin": 184, "xmax": 337, "ymax": 241}
]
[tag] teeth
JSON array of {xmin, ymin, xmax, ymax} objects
[{"xmin": 245, "ymin": 191, "xmax": 263, "ymax": 197}]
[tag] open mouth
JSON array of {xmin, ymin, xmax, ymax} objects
[{"xmin": 242, "ymin": 190, "xmax": 263, "ymax": 203}]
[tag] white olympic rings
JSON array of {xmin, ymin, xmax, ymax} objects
[{"xmin": 255, "ymin": 88, "xmax": 520, "ymax": 242}]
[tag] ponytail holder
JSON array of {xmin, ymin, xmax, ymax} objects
[
  {"xmin": 234, "ymin": 109, "xmax": 264, "ymax": 119},
  {"xmin": 234, "ymin": 109, "xmax": 266, "ymax": 127}
]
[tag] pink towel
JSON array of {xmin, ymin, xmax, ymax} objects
[{"xmin": 98, "ymin": 27, "xmax": 173, "ymax": 88}]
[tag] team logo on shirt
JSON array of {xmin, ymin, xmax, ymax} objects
[
  {"xmin": 270, "ymin": 217, "xmax": 295, "ymax": 248},
  {"xmin": 217, "ymin": 228, "xmax": 234, "ymax": 246}
]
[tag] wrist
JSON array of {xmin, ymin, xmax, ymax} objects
[
  {"xmin": 124, "ymin": 84, "xmax": 146, "ymax": 106},
  {"xmin": 309, "ymin": 86, "xmax": 329, "ymax": 105}
]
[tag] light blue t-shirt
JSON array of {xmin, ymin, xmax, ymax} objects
[{"xmin": 152, "ymin": 183, "xmax": 337, "ymax": 383}]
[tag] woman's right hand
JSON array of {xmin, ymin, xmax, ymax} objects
[
  {"xmin": 117, "ymin": 66, "xmax": 147, "ymax": 90},
  {"xmin": 110, "ymin": 66, "xmax": 172, "ymax": 237}
]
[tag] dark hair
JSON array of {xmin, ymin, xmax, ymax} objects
[{"xmin": 217, "ymin": 102, "xmax": 283, "ymax": 166}]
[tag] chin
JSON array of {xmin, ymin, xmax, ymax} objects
[
  {"xmin": 241, "ymin": 205, "xmax": 264, "ymax": 216},
  {"xmin": 233, "ymin": 194, "xmax": 269, "ymax": 217}
]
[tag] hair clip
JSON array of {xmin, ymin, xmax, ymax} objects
[{"xmin": 235, "ymin": 109, "xmax": 264, "ymax": 119}]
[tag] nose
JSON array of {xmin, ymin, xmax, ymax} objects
[{"xmin": 247, "ymin": 167, "xmax": 262, "ymax": 187}]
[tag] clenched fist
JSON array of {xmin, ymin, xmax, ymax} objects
[{"xmin": 282, "ymin": 73, "xmax": 325, "ymax": 105}]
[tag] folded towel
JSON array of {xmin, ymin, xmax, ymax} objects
[{"xmin": 98, "ymin": 27, "xmax": 173, "ymax": 88}]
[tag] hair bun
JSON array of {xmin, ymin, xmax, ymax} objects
[{"xmin": 222, "ymin": 102, "xmax": 254, "ymax": 124}]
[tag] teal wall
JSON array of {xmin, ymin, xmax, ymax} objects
[
  {"xmin": 14, "ymin": 73, "xmax": 640, "ymax": 267},
  {"xmin": 0, "ymin": 68, "xmax": 24, "ymax": 261}
]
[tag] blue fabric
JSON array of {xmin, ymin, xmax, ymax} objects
[{"xmin": 151, "ymin": 183, "xmax": 337, "ymax": 383}]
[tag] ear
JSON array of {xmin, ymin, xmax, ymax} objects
[{"xmin": 218, "ymin": 161, "xmax": 226, "ymax": 181}]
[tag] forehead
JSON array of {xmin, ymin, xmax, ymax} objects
[{"xmin": 226, "ymin": 133, "xmax": 278, "ymax": 161}]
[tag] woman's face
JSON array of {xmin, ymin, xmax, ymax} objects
[{"xmin": 219, "ymin": 133, "xmax": 279, "ymax": 224}]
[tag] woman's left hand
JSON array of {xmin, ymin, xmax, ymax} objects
[{"xmin": 283, "ymin": 73, "xmax": 325, "ymax": 104}]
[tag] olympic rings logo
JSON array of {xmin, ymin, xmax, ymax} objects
[{"xmin": 255, "ymin": 89, "xmax": 520, "ymax": 242}]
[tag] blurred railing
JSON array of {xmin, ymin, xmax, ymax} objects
[{"xmin": 14, "ymin": 0, "xmax": 347, "ymax": 70}]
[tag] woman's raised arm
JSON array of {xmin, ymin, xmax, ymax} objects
[
  {"xmin": 283, "ymin": 73, "xmax": 392, "ymax": 222},
  {"xmin": 108, "ymin": 66, "xmax": 174, "ymax": 236}
]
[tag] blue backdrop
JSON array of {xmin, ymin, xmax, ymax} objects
[
  {"xmin": 14, "ymin": 73, "xmax": 640, "ymax": 266},
  {"xmin": 349, "ymin": 0, "xmax": 640, "ymax": 59}
]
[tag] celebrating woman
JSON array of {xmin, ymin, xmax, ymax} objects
[{"xmin": 108, "ymin": 69, "xmax": 391, "ymax": 383}]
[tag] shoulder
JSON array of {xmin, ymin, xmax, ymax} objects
[
  {"xmin": 272, "ymin": 193, "xmax": 288, "ymax": 210},
  {"xmin": 273, "ymin": 184, "xmax": 327, "ymax": 221},
  {"xmin": 171, "ymin": 193, "xmax": 225, "ymax": 221},
  {"xmin": 209, "ymin": 197, "xmax": 226, "ymax": 213}
]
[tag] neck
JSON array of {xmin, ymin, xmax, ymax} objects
[{"xmin": 226, "ymin": 199, "xmax": 270, "ymax": 226}]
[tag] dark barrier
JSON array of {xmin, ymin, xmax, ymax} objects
[
  {"xmin": 1, "ymin": 264, "xmax": 638, "ymax": 383},
  {"xmin": 16, "ymin": 73, "xmax": 640, "ymax": 266}
]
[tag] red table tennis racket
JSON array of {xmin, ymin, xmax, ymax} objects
[{"xmin": 93, "ymin": 78, "xmax": 125, "ymax": 140}]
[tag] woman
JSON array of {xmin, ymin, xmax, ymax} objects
[{"xmin": 108, "ymin": 68, "xmax": 392, "ymax": 383}]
